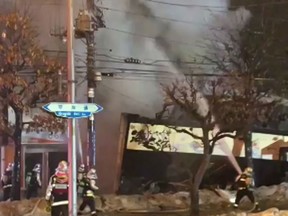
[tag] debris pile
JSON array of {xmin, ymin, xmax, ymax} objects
[{"xmin": 1, "ymin": 183, "xmax": 288, "ymax": 215}]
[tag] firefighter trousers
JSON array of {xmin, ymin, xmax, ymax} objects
[
  {"xmin": 26, "ymin": 186, "xmax": 38, "ymax": 199},
  {"xmin": 235, "ymin": 188, "xmax": 255, "ymax": 205},
  {"xmin": 51, "ymin": 204, "xmax": 68, "ymax": 216},
  {"xmin": 79, "ymin": 197, "xmax": 97, "ymax": 215},
  {"xmin": 3, "ymin": 187, "xmax": 11, "ymax": 201}
]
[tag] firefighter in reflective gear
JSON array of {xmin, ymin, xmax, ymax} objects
[
  {"xmin": 26, "ymin": 163, "xmax": 42, "ymax": 199},
  {"xmin": 45, "ymin": 161, "xmax": 69, "ymax": 216},
  {"xmin": 77, "ymin": 164, "xmax": 86, "ymax": 195},
  {"xmin": 78, "ymin": 167, "xmax": 99, "ymax": 215},
  {"xmin": 234, "ymin": 167, "xmax": 259, "ymax": 208},
  {"xmin": 78, "ymin": 164, "xmax": 86, "ymax": 181},
  {"xmin": 1, "ymin": 163, "xmax": 13, "ymax": 201}
]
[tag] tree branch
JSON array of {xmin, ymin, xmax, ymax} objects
[
  {"xmin": 168, "ymin": 126, "xmax": 203, "ymax": 141},
  {"xmin": 209, "ymin": 132, "xmax": 236, "ymax": 154}
]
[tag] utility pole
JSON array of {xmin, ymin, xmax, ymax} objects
[
  {"xmin": 75, "ymin": 0, "xmax": 105, "ymax": 167},
  {"xmin": 67, "ymin": 0, "xmax": 77, "ymax": 215}
]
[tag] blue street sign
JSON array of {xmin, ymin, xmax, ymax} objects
[{"xmin": 42, "ymin": 102, "xmax": 103, "ymax": 119}]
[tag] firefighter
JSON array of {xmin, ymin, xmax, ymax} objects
[
  {"xmin": 78, "ymin": 164, "xmax": 86, "ymax": 183},
  {"xmin": 78, "ymin": 167, "xmax": 99, "ymax": 216},
  {"xmin": 77, "ymin": 164, "xmax": 86, "ymax": 195},
  {"xmin": 1, "ymin": 163, "xmax": 13, "ymax": 201},
  {"xmin": 26, "ymin": 163, "xmax": 42, "ymax": 199},
  {"xmin": 45, "ymin": 160, "xmax": 69, "ymax": 216},
  {"xmin": 234, "ymin": 167, "xmax": 259, "ymax": 209}
]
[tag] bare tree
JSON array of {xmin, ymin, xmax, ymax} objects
[
  {"xmin": 163, "ymin": 73, "xmax": 280, "ymax": 215},
  {"xmin": 163, "ymin": 77, "xmax": 236, "ymax": 215},
  {"xmin": 202, "ymin": 20, "xmax": 286, "ymax": 169},
  {"xmin": 0, "ymin": 12, "xmax": 66, "ymax": 200}
]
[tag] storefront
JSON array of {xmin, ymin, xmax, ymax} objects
[
  {"xmin": 21, "ymin": 131, "xmax": 67, "ymax": 195},
  {"xmin": 1, "ymin": 107, "xmax": 69, "ymax": 195}
]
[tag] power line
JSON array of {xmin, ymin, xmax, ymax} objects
[
  {"xmin": 44, "ymin": 49, "xmax": 210, "ymax": 66},
  {"xmin": 96, "ymin": 59, "xmax": 166, "ymax": 67},
  {"xmin": 100, "ymin": 9, "xmax": 288, "ymax": 35},
  {"xmin": 100, "ymin": 0, "xmax": 227, "ymax": 10},
  {"xmin": 100, "ymin": 83, "xmax": 156, "ymax": 110},
  {"xmin": 101, "ymin": 0, "xmax": 288, "ymax": 9},
  {"xmin": 130, "ymin": 0, "xmax": 288, "ymax": 9},
  {"xmin": 77, "ymin": 56, "xmax": 214, "ymax": 67},
  {"xmin": 104, "ymin": 27, "xmax": 198, "ymax": 46},
  {"xmin": 75, "ymin": 66, "xmax": 213, "ymax": 74},
  {"xmin": 98, "ymin": 6, "xmax": 215, "ymax": 26}
]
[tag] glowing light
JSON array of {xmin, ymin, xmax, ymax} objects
[
  {"xmin": 62, "ymin": 37, "xmax": 67, "ymax": 43},
  {"xmin": 1, "ymin": 32, "xmax": 6, "ymax": 38}
]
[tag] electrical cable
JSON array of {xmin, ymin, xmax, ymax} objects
[
  {"xmin": 103, "ymin": 26, "xmax": 199, "ymax": 46},
  {"xmin": 74, "ymin": 66, "xmax": 212, "ymax": 73},
  {"xmin": 42, "ymin": 49, "xmax": 213, "ymax": 67},
  {"xmin": 95, "ymin": 59, "xmax": 167, "ymax": 67},
  {"xmin": 98, "ymin": 6, "xmax": 214, "ymax": 26},
  {"xmin": 102, "ymin": 0, "xmax": 288, "ymax": 10},
  {"xmin": 99, "ymin": 5, "xmax": 288, "ymax": 28},
  {"xmin": 100, "ymin": 83, "xmax": 156, "ymax": 110}
]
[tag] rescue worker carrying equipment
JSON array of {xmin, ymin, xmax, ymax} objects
[
  {"xmin": 45, "ymin": 160, "xmax": 69, "ymax": 216},
  {"xmin": 26, "ymin": 163, "xmax": 42, "ymax": 199},
  {"xmin": 1, "ymin": 163, "xmax": 13, "ymax": 201},
  {"xmin": 78, "ymin": 167, "xmax": 99, "ymax": 216},
  {"xmin": 234, "ymin": 167, "xmax": 259, "ymax": 209},
  {"xmin": 77, "ymin": 164, "xmax": 86, "ymax": 194}
]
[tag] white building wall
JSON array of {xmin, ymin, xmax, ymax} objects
[{"xmin": 1, "ymin": 0, "xmax": 250, "ymax": 192}]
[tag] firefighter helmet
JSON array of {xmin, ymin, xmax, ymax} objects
[
  {"xmin": 55, "ymin": 160, "xmax": 68, "ymax": 174},
  {"xmin": 78, "ymin": 164, "xmax": 86, "ymax": 173},
  {"xmin": 244, "ymin": 167, "xmax": 253, "ymax": 174},
  {"xmin": 33, "ymin": 163, "xmax": 41, "ymax": 173},
  {"xmin": 87, "ymin": 168, "xmax": 98, "ymax": 180},
  {"xmin": 6, "ymin": 163, "xmax": 13, "ymax": 172}
]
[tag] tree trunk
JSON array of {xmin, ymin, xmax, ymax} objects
[
  {"xmin": 244, "ymin": 130, "xmax": 255, "ymax": 185},
  {"xmin": 244, "ymin": 131, "xmax": 253, "ymax": 168},
  {"xmin": 11, "ymin": 110, "xmax": 23, "ymax": 200},
  {"xmin": 189, "ymin": 153, "xmax": 212, "ymax": 216}
]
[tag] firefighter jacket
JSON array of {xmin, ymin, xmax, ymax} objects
[
  {"xmin": 45, "ymin": 174, "xmax": 69, "ymax": 206},
  {"xmin": 77, "ymin": 172, "xmax": 86, "ymax": 194},
  {"xmin": 236, "ymin": 173, "xmax": 253, "ymax": 190},
  {"xmin": 78, "ymin": 177, "xmax": 98, "ymax": 198},
  {"xmin": 26, "ymin": 170, "xmax": 41, "ymax": 188},
  {"xmin": 1, "ymin": 170, "xmax": 12, "ymax": 190}
]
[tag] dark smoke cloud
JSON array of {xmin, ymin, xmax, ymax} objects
[{"xmin": 128, "ymin": 0, "xmax": 190, "ymax": 77}]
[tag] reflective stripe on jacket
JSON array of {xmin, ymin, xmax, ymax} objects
[
  {"xmin": 51, "ymin": 200, "xmax": 69, "ymax": 206},
  {"xmin": 3, "ymin": 184, "xmax": 12, "ymax": 189},
  {"xmin": 46, "ymin": 175, "xmax": 69, "ymax": 205},
  {"xmin": 84, "ymin": 190, "xmax": 95, "ymax": 198}
]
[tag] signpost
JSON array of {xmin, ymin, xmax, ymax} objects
[
  {"xmin": 42, "ymin": 102, "xmax": 103, "ymax": 216},
  {"xmin": 43, "ymin": 102, "xmax": 103, "ymax": 118}
]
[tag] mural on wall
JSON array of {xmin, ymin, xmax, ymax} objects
[
  {"xmin": 127, "ymin": 123, "xmax": 237, "ymax": 155},
  {"xmin": 129, "ymin": 125, "xmax": 175, "ymax": 151},
  {"xmin": 127, "ymin": 123, "xmax": 288, "ymax": 161}
]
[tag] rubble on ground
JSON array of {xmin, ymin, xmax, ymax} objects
[
  {"xmin": 216, "ymin": 208, "xmax": 288, "ymax": 216},
  {"xmin": 1, "ymin": 182, "xmax": 288, "ymax": 215}
]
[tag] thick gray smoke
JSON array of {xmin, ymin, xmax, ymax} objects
[
  {"xmin": 92, "ymin": 0, "xmax": 252, "ymax": 191},
  {"xmin": 127, "ymin": 0, "xmax": 251, "ymax": 117}
]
